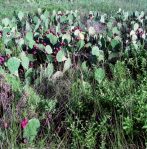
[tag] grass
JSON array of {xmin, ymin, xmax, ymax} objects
[
  {"xmin": 0, "ymin": 0, "xmax": 147, "ymax": 19},
  {"xmin": 1, "ymin": 60, "xmax": 147, "ymax": 148}
]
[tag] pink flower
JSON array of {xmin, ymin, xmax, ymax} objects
[
  {"xmin": 4, "ymin": 122, "xmax": 8, "ymax": 129},
  {"xmin": 21, "ymin": 118, "xmax": 28, "ymax": 129}
]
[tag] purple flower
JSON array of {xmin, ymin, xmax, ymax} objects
[
  {"xmin": 0, "ymin": 56, "xmax": 5, "ymax": 65},
  {"xmin": 21, "ymin": 118, "xmax": 28, "ymax": 129}
]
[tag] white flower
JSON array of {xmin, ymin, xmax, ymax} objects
[
  {"xmin": 75, "ymin": 10, "xmax": 78, "ymax": 13},
  {"xmin": 57, "ymin": 11, "xmax": 62, "ymax": 15},
  {"xmin": 79, "ymin": 33, "xmax": 84, "ymax": 40},
  {"xmin": 142, "ymin": 33, "xmax": 146, "ymax": 39},
  {"xmin": 88, "ymin": 26, "xmax": 96, "ymax": 36},
  {"xmin": 74, "ymin": 29, "xmax": 80, "ymax": 36},
  {"xmin": 138, "ymin": 28, "xmax": 143, "ymax": 33},
  {"xmin": 71, "ymin": 26, "xmax": 75, "ymax": 31},
  {"xmin": 118, "ymin": 8, "xmax": 122, "ymax": 12},
  {"xmin": 130, "ymin": 30, "xmax": 135, "ymax": 36},
  {"xmin": 132, "ymin": 34, "xmax": 137, "ymax": 43},
  {"xmin": 66, "ymin": 10, "xmax": 69, "ymax": 14}
]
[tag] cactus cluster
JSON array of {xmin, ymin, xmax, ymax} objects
[{"xmin": 0, "ymin": 9, "xmax": 147, "ymax": 80}]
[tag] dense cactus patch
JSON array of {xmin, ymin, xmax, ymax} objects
[{"xmin": 0, "ymin": 9, "xmax": 147, "ymax": 80}]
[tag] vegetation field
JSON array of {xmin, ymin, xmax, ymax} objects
[{"xmin": 0, "ymin": 0, "xmax": 147, "ymax": 148}]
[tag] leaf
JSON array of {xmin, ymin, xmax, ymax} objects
[
  {"xmin": 77, "ymin": 40, "xmax": 85, "ymax": 50},
  {"xmin": 0, "ymin": 25, "xmax": 2, "ymax": 30},
  {"xmin": 26, "ymin": 32, "xmax": 33, "ymax": 41},
  {"xmin": 38, "ymin": 8, "xmax": 42, "ymax": 14},
  {"xmin": 18, "ymin": 11, "xmax": 24, "ymax": 21},
  {"xmin": 123, "ymin": 12, "xmax": 129, "ymax": 20},
  {"xmin": 63, "ymin": 57, "xmax": 72, "ymax": 72},
  {"xmin": 45, "ymin": 45, "xmax": 53, "ymax": 54},
  {"xmin": 23, "ymin": 118, "xmax": 40, "ymax": 142},
  {"xmin": 112, "ymin": 27, "xmax": 120, "ymax": 35},
  {"xmin": 40, "ymin": 14, "xmax": 46, "ymax": 22},
  {"xmin": 44, "ymin": 10, "xmax": 49, "ymax": 18},
  {"xmin": 108, "ymin": 51, "xmax": 120, "ymax": 60},
  {"xmin": 82, "ymin": 81, "xmax": 92, "ymax": 94},
  {"xmin": 28, "ymin": 40, "xmax": 35, "ymax": 49},
  {"xmin": 20, "ymin": 52, "xmax": 30, "ymax": 70},
  {"xmin": 2, "ymin": 27, "xmax": 10, "ymax": 37},
  {"xmin": 46, "ymin": 55, "xmax": 53, "ymax": 63},
  {"xmin": 27, "ymin": 54, "xmax": 36, "ymax": 61},
  {"xmin": 45, "ymin": 63, "xmax": 54, "ymax": 78},
  {"xmin": 62, "ymin": 34, "xmax": 71, "ymax": 43},
  {"xmin": 45, "ymin": 19, "xmax": 49, "ymax": 29},
  {"xmin": 2, "ymin": 18, "xmax": 10, "ymax": 26},
  {"xmin": 107, "ymin": 22, "xmax": 113, "ymax": 29},
  {"xmin": 7, "ymin": 57, "xmax": 20, "ymax": 76},
  {"xmin": 68, "ymin": 14, "xmax": 74, "ymax": 21},
  {"xmin": 111, "ymin": 39, "xmax": 120, "ymax": 48},
  {"xmin": 94, "ymin": 68, "xmax": 105, "ymax": 83},
  {"xmin": 47, "ymin": 34, "xmax": 58, "ymax": 45},
  {"xmin": 18, "ymin": 38, "xmax": 24, "ymax": 47},
  {"xmin": 100, "ymin": 15, "xmax": 105, "ymax": 23},
  {"xmin": 5, "ymin": 49, "xmax": 12, "ymax": 55},
  {"xmin": 134, "ymin": 23, "xmax": 139, "ymax": 31},
  {"xmin": 33, "ymin": 16, "xmax": 39, "ymax": 24},
  {"xmin": 92, "ymin": 46, "xmax": 100, "ymax": 56},
  {"xmin": 34, "ymin": 19, "xmax": 41, "ymax": 31},
  {"xmin": 56, "ymin": 23, "xmax": 61, "ymax": 34},
  {"xmin": 132, "ymin": 34, "xmax": 137, "ymax": 41},
  {"xmin": 130, "ymin": 30, "xmax": 135, "ymax": 36},
  {"xmin": 60, "ymin": 16, "xmax": 67, "ymax": 23},
  {"xmin": 25, "ymin": 68, "xmax": 33, "ymax": 78},
  {"xmin": 81, "ymin": 61, "xmax": 88, "ymax": 72},
  {"xmin": 26, "ymin": 21, "xmax": 31, "ymax": 31},
  {"xmin": 92, "ymin": 46, "xmax": 104, "ymax": 61},
  {"xmin": 0, "ymin": 66, "xmax": 5, "ymax": 74},
  {"xmin": 56, "ymin": 50, "xmax": 66, "ymax": 62}
]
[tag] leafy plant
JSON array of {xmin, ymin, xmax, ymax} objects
[{"xmin": 23, "ymin": 118, "xmax": 40, "ymax": 143}]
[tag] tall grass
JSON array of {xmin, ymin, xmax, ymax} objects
[{"xmin": 0, "ymin": 0, "xmax": 147, "ymax": 19}]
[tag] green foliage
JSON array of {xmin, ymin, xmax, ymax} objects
[
  {"xmin": 94, "ymin": 68, "xmax": 105, "ymax": 83},
  {"xmin": 123, "ymin": 117, "xmax": 133, "ymax": 135},
  {"xmin": 25, "ymin": 87, "xmax": 41, "ymax": 110},
  {"xmin": 6, "ymin": 57, "xmax": 21, "ymax": 76},
  {"xmin": 56, "ymin": 50, "xmax": 66, "ymax": 62},
  {"xmin": 45, "ymin": 45, "xmax": 53, "ymax": 54},
  {"xmin": 0, "ymin": 4, "xmax": 147, "ymax": 149},
  {"xmin": 63, "ymin": 57, "xmax": 72, "ymax": 72},
  {"xmin": 23, "ymin": 118, "xmax": 40, "ymax": 143},
  {"xmin": 20, "ymin": 52, "xmax": 30, "ymax": 70},
  {"xmin": 92, "ymin": 46, "xmax": 104, "ymax": 61},
  {"xmin": 44, "ymin": 63, "xmax": 54, "ymax": 78},
  {"xmin": 47, "ymin": 34, "xmax": 58, "ymax": 45}
]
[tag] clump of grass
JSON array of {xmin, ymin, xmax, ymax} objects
[{"xmin": 1, "ymin": 0, "xmax": 147, "ymax": 19}]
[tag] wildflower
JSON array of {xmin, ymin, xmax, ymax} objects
[
  {"xmin": 79, "ymin": 33, "xmax": 84, "ymax": 40},
  {"xmin": 74, "ymin": 29, "xmax": 81, "ymax": 36},
  {"xmin": 88, "ymin": 26, "xmax": 96, "ymax": 36},
  {"xmin": 21, "ymin": 118, "xmax": 28, "ymax": 129},
  {"xmin": 0, "ymin": 56, "xmax": 5, "ymax": 65},
  {"xmin": 4, "ymin": 122, "xmax": 8, "ymax": 129}
]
